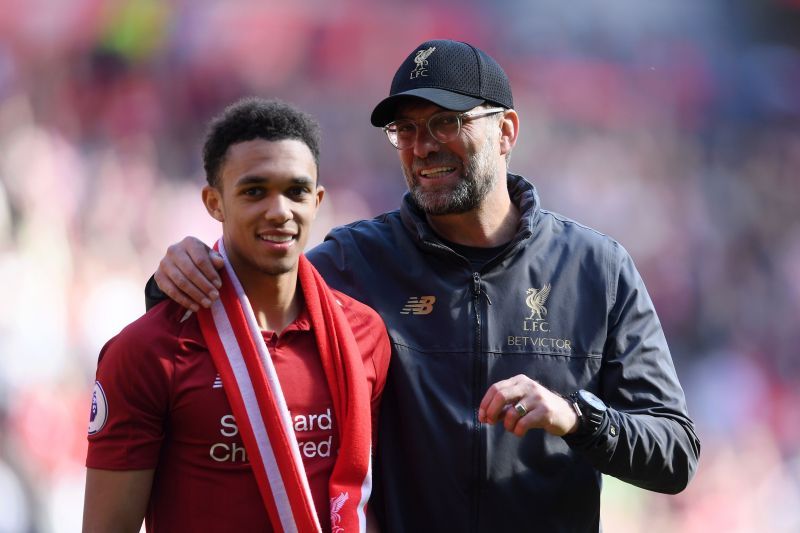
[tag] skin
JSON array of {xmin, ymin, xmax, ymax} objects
[
  {"xmin": 478, "ymin": 375, "xmax": 579, "ymax": 436},
  {"xmin": 83, "ymin": 469, "xmax": 154, "ymax": 533},
  {"xmin": 396, "ymin": 100, "xmax": 521, "ymax": 247},
  {"xmin": 153, "ymin": 100, "xmax": 579, "ymax": 438},
  {"xmin": 397, "ymin": 104, "xmax": 498, "ymax": 216},
  {"xmin": 83, "ymin": 138, "xmax": 326, "ymax": 532},
  {"xmin": 202, "ymin": 138, "xmax": 324, "ymax": 332}
]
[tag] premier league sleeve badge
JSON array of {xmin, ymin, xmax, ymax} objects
[{"xmin": 87, "ymin": 381, "xmax": 108, "ymax": 435}]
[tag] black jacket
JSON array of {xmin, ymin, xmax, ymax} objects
[{"xmin": 307, "ymin": 174, "xmax": 700, "ymax": 532}]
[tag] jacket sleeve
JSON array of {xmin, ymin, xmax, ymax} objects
[
  {"xmin": 144, "ymin": 274, "xmax": 167, "ymax": 311},
  {"xmin": 563, "ymin": 242, "xmax": 700, "ymax": 494}
]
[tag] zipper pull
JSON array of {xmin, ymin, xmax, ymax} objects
[{"xmin": 472, "ymin": 272, "xmax": 493, "ymax": 304}]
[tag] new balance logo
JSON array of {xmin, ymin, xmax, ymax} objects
[
  {"xmin": 213, "ymin": 374, "xmax": 223, "ymax": 389},
  {"xmin": 401, "ymin": 296, "xmax": 436, "ymax": 315}
]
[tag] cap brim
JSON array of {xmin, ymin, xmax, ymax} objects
[{"xmin": 370, "ymin": 88, "xmax": 485, "ymax": 127}]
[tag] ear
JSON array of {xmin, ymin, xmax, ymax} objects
[
  {"xmin": 202, "ymin": 185, "xmax": 224, "ymax": 222},
  {"xmin": 498, "ymin": 109, "xmax": 519, "ymax": 157},
  {"xmin": 313, "ymin": 184, "xmax": 325, "ymax": 217}
]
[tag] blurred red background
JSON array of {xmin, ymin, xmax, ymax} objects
[{"xmin": 1, "ymin": 1, "xmax": 798, "ymax": 531}]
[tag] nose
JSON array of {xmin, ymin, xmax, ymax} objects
[
  {"xmin": 412, "ymin": 125, "xmax": 440, "ymax": 159},
  {"xmin": 264, "ymin": 194, "xmax": 292, "ymax": 223}
]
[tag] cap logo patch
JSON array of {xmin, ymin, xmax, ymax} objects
[
  {"xmin": 88, "ymin": 381, "xmax": 108, "ymax": 435},
  {"xmin": 410, "ymin": 46, "xmax": 436, "ymax": 79}
]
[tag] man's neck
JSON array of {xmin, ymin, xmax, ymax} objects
[
  {"xmin": 237, "ymin": 269, "xmax": 302, "ymax": 334},
  {"xmin": 426, "ymin": 175, "xmax": 519, "ymax": 248}
]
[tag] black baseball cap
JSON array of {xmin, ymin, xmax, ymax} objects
[{"xmin": 370, "ymin": 39, "xmax": 514, "ymax": 127}]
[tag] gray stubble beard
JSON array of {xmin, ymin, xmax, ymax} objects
[{"xmin": 403, "ymin": 139, "xmax": 497, "ymax": 216}]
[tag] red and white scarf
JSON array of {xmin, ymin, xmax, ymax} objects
[{"xmin": 197, "ymin": 239, "xmax": 373, "ymax": 533}]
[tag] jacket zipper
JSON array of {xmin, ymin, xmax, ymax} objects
[{"xmin": 471, "ymin": 271, "xmax": 483, "ymax": 532}]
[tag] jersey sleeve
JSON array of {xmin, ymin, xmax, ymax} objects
[
  {"xmin": 338, "ymin": 294, "xmax": 391, "ymax": 445},
  {"xmin": 364, "ymin": 316, "xmax": 391, "ymax": 437},
  {"xmin": 86, "ymin": 317, "xmax": 175, "ymax": 470}
]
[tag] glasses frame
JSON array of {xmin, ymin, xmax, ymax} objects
[{"xmin": 383, "ymin": 107, "xmax": 506, "ymax": 150}]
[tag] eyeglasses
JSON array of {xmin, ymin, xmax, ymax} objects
[{"xmin": 383, "ymin": 107, "xmax": 505, "ymax": 150}]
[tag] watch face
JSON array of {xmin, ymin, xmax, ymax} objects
[{"xmin": 578, "ymin": 390, "xmax": 606, "ymax": 412}]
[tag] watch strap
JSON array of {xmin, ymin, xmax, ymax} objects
[{"xmin": 569, "ymin": 390, "xmax": 604, "ymax": 435}]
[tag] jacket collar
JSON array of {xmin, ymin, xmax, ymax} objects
[{"xmin": 399, "ymin": 172, "xmax": 540, "ymax": 248}]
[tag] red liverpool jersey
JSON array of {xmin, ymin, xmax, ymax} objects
[{"xmin": 86, "ymin": 296, "xmax": 389, "ymax": 532}]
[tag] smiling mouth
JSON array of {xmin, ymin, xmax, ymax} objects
[
  {"xmin": 419, "ymin": 166, "xmax": 456, "ymax": 178},
  {"xmin": 259, "ymin": 234, "xmax": 295, "ymax": 243}
]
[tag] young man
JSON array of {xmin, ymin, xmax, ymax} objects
[
  {"xmin": 149, "ymin": 41, "xmax": 700, "ymax": 531},
  {"xmin": 83, "ymin": 98, "xmax": 390, "ymax": 533}
]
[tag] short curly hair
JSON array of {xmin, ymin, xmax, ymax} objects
[{"xmin": 202, "ymin": 97, "xmax": 321, "ymax": 187}]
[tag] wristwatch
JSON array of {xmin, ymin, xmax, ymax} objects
[{"xmin": 568, "ymin": 390, "xmax": 607, "ymax": 435}]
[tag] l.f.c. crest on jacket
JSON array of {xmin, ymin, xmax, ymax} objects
[{"xmin": 309, "ymin": 173, "xmax": 700, "ymax": 533}]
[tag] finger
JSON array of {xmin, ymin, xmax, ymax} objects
[
  {"xmin": 210, "ymin": 250, "xmax": 225, "ymax": 269},
  {"xmin": 172, "ymin": 253, "xmax": 218, "ymax": 303},
  {"xmin": 159, "ymin": 257, "xmax": 214, "ymax": 309},
  {"xmin": 153, "ymin": 272, "xmax": 200, "ymax": 312},
  {"xmin": 184, "ymin": 239, "xmax": 223, "ymax": 290},
  {"xmin": 174, "ymin": 241, "xmax": 220, "ymax": 295},
  {"xmin": 503, "ymin": 399, "xmax": 532, "ymax": 432},
  {"xmin": 504, "ymin": 409, "xmax": 521, "ymax": 433},
  {"xmin": 483, "ymin": 384, "xmax": 527, "ymax": 424},
  {"xmin": 478, "ymin": 377, "xmax": 519, "ymax": 421},
  {"xmin": 478, "ymin": 383, "xmax": 500, "ymax": 422},
  {"xmin": 479, "ymin": 388, "xmax": 507, "ymax": 424},
  {"xmin": 479, "ymin": 375, "xmax": 539, "ymax": 423}
]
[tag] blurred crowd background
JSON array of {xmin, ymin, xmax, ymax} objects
[{"xmin": 1, "ymin": 0, "xmax": 799, "ymax": 531}]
